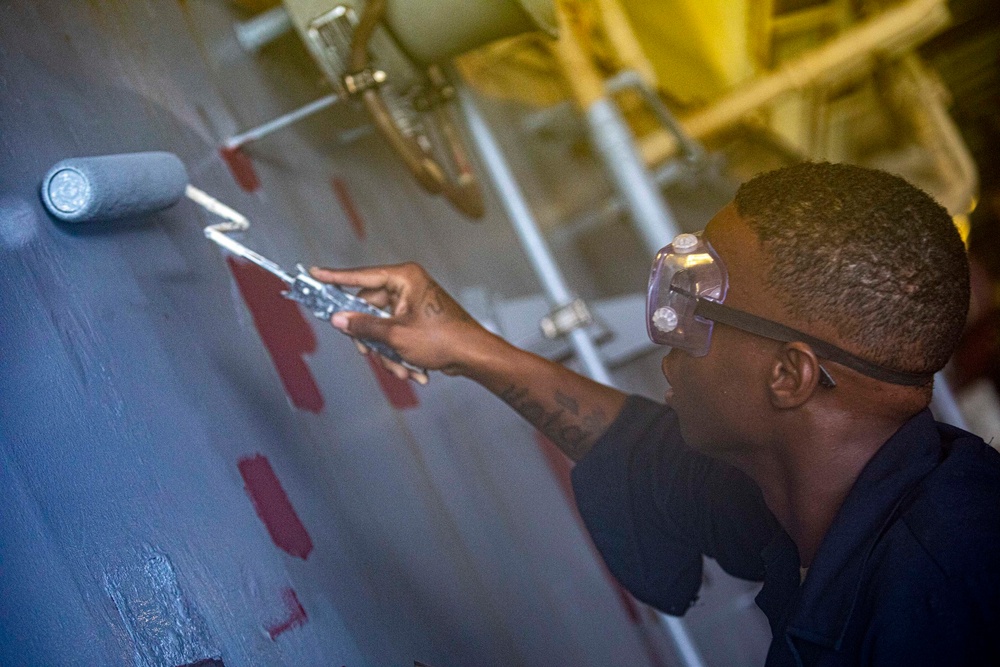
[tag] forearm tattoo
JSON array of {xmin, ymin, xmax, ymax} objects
[{"xmin": 498, "ymin": 385, "xmax": 609, "ymax": 460}]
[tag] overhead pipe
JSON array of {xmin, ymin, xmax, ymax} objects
[
  {"xmin": 224, "ymin": 93, "xmax": 344, "ymax": 150},
  {"xmin": 639, "ymin": 0, "xmax": 951, "ymax": 167}
]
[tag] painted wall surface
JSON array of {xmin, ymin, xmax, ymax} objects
[
  {"xmin": 0, "ymin": 2, "xmax": 773, "ymax": 666},
  {"xmin": 0, "ymin": 2, "xmax": 669, "ymax": 665}
]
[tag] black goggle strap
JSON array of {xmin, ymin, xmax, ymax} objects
[{"xmin": 693, "ymin": 298, "xmax": 934, "ymax": 388}]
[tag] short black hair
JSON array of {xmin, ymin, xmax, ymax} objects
[{"xmin": 734, "ymin": 162, "xmax": 969, "ymax": 376}]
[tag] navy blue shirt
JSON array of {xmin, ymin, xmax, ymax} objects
[{"xmin": 571, "ymin": 396, "xmax": 1000, "ymax": 666}]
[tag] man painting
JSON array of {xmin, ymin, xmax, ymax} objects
[{"xmin": 311, "ymin": 163, "xmax": 1000, "ymax": 665}]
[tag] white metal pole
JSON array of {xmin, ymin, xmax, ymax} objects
[
  {"xmin": 585, "ymin": 98, "xmax": 682, "ymax": 253},
  {"xmin": 458, "ymin": 86, "xmax": 612, "ymax": 386},
  {"xmin": 225, "ymin": 94, "xmax": 343, "ymax": 149},
  {"xmin": 233, "ymin": 6, "xmax": 293, "ymax": 53},
  {"xmin": 458, "ymin": 84, "xmax": 705, "ymax": 667}
]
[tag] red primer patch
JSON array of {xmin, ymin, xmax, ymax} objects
[
  {"xmin": 237, "ymin": 454, "xmax": 314, "ymax": 560},
  {"xmin": 266, "ymin": 588, "xmax": 308, "ymax": 640},
  {"xmin": 365, "ymin": 353, "xmax": 419, "ymax": 410},
  {"xmin": 219, "ymin": 146, "xmax": 261, "ymax": 192},
  {"xmin": 227, "ymin": 257, "xmax": 324, "ymax": 413},
  {"xmin": 331, "ymin": 177, "xmax": 367, "ymax": 240},
  {"xmin": 534, "ymin": 432, "xmax": 641, "ymax": 624}
]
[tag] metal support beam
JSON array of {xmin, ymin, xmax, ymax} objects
[
  {"xmin": 584, "ymin": 97, "xmax": 682, "ymax": 253},
  {"xmin": 458, "ymin": 86, "xmax": 611, "ymax": 386},
  {"xmin": 458, "ymin": 83, "xmax": 706, "ymax": 667},
  {"xmin": 225, "ymin": 94, "xmax": 344, "ymax": 149}
]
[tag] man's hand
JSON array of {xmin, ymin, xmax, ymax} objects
[
  {"xmin": 309, "ymin": 263, "xmax": 497, "ymax": 384},
  {"xmin": 311, "ymin": 262, "xmax": 627, "ymax": 461}
]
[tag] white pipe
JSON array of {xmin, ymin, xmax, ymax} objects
[
  {"xmin": 457, "ymin": 89, "xmax": 614, "ymax": 386},
  {"xmin": 585, "ymin": 97, "xmax": 681, "ymax": 253},
  {"xmin": 460, "ymin": 83, "xmax": 707, "ymax": 667},
  {"xmin": 233, "ymin": 6, "xmax": 293, "ymax": 53},
  {"xmin": 225, "ymin": 94, "xmax": 343, "ymax": 149}
]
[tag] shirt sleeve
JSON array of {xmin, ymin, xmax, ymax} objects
[{"xmin": 570, "ymin": 395, "xmax": 781, "ymax": 615}]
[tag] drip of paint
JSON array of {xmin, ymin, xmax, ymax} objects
[
  {"xmin": 219, "ymin": 146, "xmax": 260, "ymax": 193},
  {"xmin": 226, "ymin": 257, "xmax": 325, "ymax": 413},
  {"xmin": 331, "ymin": 177, "xmax": 367, "ymax": 240},
  {"xmin": 365, "ymin": 352, "xmax": 419, "ymax": 410},
  {"xmin": 237, "ymin": 454, "xmax": 314, "ymax": 560},
  {"xmin": 266, "ymin": 588, "xmax": 308, "ymax": 640}
]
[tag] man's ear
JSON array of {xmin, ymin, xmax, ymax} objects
[{"xmin": 769, "ymin": 342, "xmax": 822, "ymax": 408}]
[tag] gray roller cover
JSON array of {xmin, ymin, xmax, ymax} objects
[{"xmin": 40, "ymin": 152, "xmax": 189, "ymax": 223}]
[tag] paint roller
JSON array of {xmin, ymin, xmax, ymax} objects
[
  {"xmin": 39, "ymin": 151, "xmax": 420, "ymax": 371},
  {"xmin": 41, "ymin": 152, "xmax": 190, "ymax": 224}
]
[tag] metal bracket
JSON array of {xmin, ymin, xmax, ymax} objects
[
  {"xmin": 305, "ymin": 5, "xmax": 360, "ymax": 95},
  {"xmin": 343, "ymin": 68, "xmax": 388, "ymax": 95},
  {"xmin": 412, "ymin": 67, "xmax": 457, "ymax": 112},
  {"xmin": 540, "ymin": 298, "xmax": 595, "ymax": 339},
  {"xmin": 605, "ymin": 70, "xmax": 705, "ymax": 164}
]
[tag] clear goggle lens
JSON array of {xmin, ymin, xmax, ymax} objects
[{"xmin": 646, "ymin": 232, "xmax": 728, "ymax": 356}]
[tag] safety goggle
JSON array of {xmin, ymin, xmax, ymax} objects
[{"xmin": 645, "ymin": 232, "xmax": 933, "ymax": 388}]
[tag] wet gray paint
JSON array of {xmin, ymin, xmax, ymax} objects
[
  {"xmin": 0, "ymin": 2, "xmax": 770, "ymax": 666},
  {"xmin": 0, "ymin": 197, "xmax": 40, "ymax": 249},
  {"xmin": 105, "ymin": 546, "xmax": 218, "ymax": 667}
]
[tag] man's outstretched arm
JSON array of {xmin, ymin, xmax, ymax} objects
[{"xmin": 310, "ymin": 263, "xmax": 626, "ymax": 461}]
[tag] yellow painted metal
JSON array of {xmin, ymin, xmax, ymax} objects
[
  {"xmin": 458, "ymin": 0, "xmax": 756, "ymax": 110},
  {"xmin": 455, "ymin": 34, "xmax": 571, "ymax": 107},
  {"xmin": 550, "ymin": 0, "xmax": 609, "ymax": 108},
  {"xmin": 617, "ymin": 0, "xmax": 755, "ymax": 107},
  {"xmin": 455, "ymin": 0, "xmax": 975, "ymax": 226},
  {"xmin": 954, "ymin": 214, "xmax": 971, "ymax": 245},
  {"xmin": 637, "ymin": 0, "xmax": 950, "ymax": 161}
]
